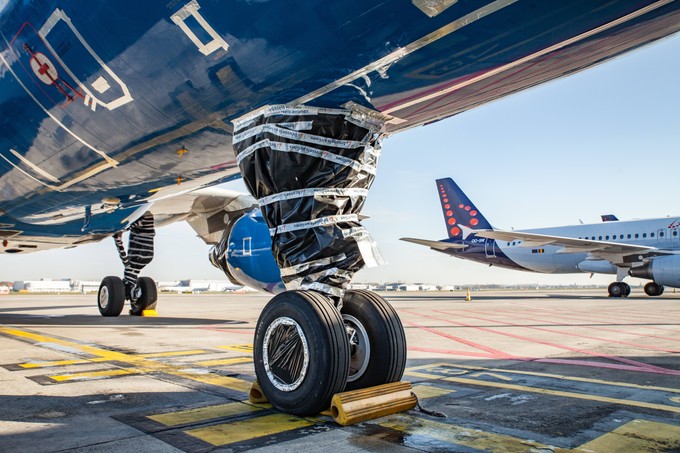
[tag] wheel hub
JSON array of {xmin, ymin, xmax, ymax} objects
[
  {"xmin": 343, "ymin": 314, "xmax": 370, "ymax": 382},
  {"xmin": 98, "ymin": 286, "xmax": 109, "ymax": 309},
  {"xmin": 262, "ymin": 316, "xmax": 310, "ymax": 391}
]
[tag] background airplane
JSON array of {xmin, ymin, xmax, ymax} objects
[{"xmin": 402, "ymin": 178, "xmax": 680, "ymax": 298}]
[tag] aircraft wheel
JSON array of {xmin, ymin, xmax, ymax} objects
[
  {"xmin": 254, "ymin": 290, "xmax": 349, "ymax": 415},
  {"xmin": 342, "ymin": 290, "xmax": 406, "ymax": 391},
  {"xmin": 621, "ymin": 282, "xmax": 631, "ymax": 297},
  {"xmin": 607, "ymin": 282, "xmax": 624, "ymax": 298},
  {"xmin": 644, "ymin": 282, "xmax": 663, "ymax": 297},
  {"xmin": 98, "ymin": 276, "xmax": 126, "ymax": 317},
  {"xmin": 130, "ymin": 277, "xmax": 158, "ymax": 315}
]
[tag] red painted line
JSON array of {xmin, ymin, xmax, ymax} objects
[
  {"xmin": 480, "ymin": 310, "xmax": 680, "ymax": 346},
  {"xmin": 402, "ymin": 318, "xmax": 511, "ymax": 358},
  {"xmin": 508, "ymin": 302, "xmax": 680, "ymax": 333},
  {"xmin": 407, "ymin": 346, "xmax": 496, "ymax": 358},
  {"xmin": 406, "ymin": 309, "xmax": 679, "ymax": 376}
]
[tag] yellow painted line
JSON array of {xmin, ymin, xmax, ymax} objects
[
  {"xmin": 50, "ymin": 369, "xmax": 137, "ymax": 381},
  {"xmin": 412, "ymin": 385, "xmax": 456, "ymax": 399},
  {"xmin": 194, "ymin": 357, "xmax": 253, "ymax": 367},
  {"xmin": 139, "ymin": 350, "xmax": 207, "ymax": 358},
  {"xmin": 406, "ymin": 362, "xmax": 680, "ymax": 394},
  {"xmin": 19, "ymin": 357, "xmax": 110, "ymax": 368},
  {"xmin": 407, "ymin": 370, "xmax": 680, "ymax": 414},
  {"xmin": 578, "ymin": 419, "xmax": 680, "ymax": 452},
  {"xmin": 381, "ymin": 414, "xmax": 567, "ymax": 452},
  {"xmin": 0, "ymin": 327, "xmax": 251, "ymax": 392},
  {"xmin": 172, "ymin": 370, "xmax": 252, "ymax": 393},
  {"xmin": 218, "ymin": 344, "xmax": 253, "ymax": 353},
  {"xmin": 186, "ymin": 413, "xmax": 313, "ymax": 446},
  {"xmin": 148, "ymin": 401, "xmax": 264, "ymax": 427}
]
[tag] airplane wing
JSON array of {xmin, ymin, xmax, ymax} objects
[
  {"xmin": 400, "ymin": 237, "xmax": 467, "ymax": 252},
  {"xmin": 470, "ymin": 228, "xmax": 674, "ymax": 265},
  {"xmin": 0, "ymin": 187, "xmax": 257, "ymax": 254}
]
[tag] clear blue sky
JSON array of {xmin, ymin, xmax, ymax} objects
[{"xmin": 2, "ymin": 33, "xmax": 679, "ymax": 287}]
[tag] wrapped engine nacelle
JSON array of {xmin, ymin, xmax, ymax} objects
[
  {"xmin": 629, "ymin": 255, "xmax": 680, "ymax": 287},
  {"xmin": 209, "ymin": 209, "xmax": 284, "ymax": 293},
  {"xmin": 232, "ymin": 106, "xmax": 385, "ymax": 298}
]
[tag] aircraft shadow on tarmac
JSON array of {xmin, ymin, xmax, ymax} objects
[{"xmin": 0, "ymin": 312, "xmax": 248, "ymax": 327}]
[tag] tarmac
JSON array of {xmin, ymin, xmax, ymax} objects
[{"xmin": 1, "ymin": 289, "xmax": 679, "ymax": 452}]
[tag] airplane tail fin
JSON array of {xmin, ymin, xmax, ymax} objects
[{"xmin": 436, "ymin": 178, "xmax": 492, "ymax": 239}]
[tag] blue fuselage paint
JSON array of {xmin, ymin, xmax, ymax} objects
[{"xmin": 1, "ymin": 0, "xmax": 679, "ymax": 251}]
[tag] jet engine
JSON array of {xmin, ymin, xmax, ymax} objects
[
  {"xmin": 209, "ymin": 209, "xmax": 284, "ymax": 293},
  {"xmin": 628, "ymin": 255, "xmax": 680, "ymax": 287}
]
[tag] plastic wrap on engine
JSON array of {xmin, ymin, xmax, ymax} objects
[
  {"xmin": 233, "ymin": 106, "xmax": 385, "ymax": 297},
  {"xmin": 209, "ymin": 226, "xmax": 241, "ymax": 286}
]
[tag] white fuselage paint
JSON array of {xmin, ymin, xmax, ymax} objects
[{"xmin": 495, "ymin": 217, "xmax": 680, "ymax": 274}]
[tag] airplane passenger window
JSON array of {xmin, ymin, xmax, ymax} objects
[
  {"xmin": 598, "ymin": 236, "xmax": 602, "ymax": 240},
  {"xmin": 635, "ymin": 234, "xmax": 639, "ymax": 238},
  {"xmin": 628, "ymin": 234, "xmax": 632, "ymax": 239},
  {"xmin": 674, "ymin": 231, "xmax": 678, "ymax": 236},
  {"xmin": 643, "ymin": 233, "xmax": 647, "ymax": 238},
  {"xmin": 660, "ymin": 231, "xmax": 665, "ymax": 237},
  {"xmin": 651, "ymin": 232, "xmax": 655, "ymax": 238},
  {"xmin": 613, "ymin": 235, "xmax": 617, "ymax": 239},
  {"xmin": 605, "ymin": 235, "xmax": 609, "ymax": 240}
]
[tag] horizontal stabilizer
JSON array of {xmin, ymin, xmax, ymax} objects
[{"xmin": 400, "ymin": 237, "xmax": 467, "ymax": 251}]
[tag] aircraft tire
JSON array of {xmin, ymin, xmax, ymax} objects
[
  {"xmin": 98, "ymin": 276, "xmax": 126, "ymax": 317},
  {"xmin": 254, "ymin": 290, "xmax": 349, "ymax": 415},
  {"xmin": 608, "ymin": 282, "xmax": 624, "ymax": 298},
  {"xmin": 644, "ymin": 282, "xmax": 663, "ymax": 297},
  {"xmin": 130, "ymin": 277, "xmax": 158, "ymax": 315},
  {"xmin": 342, "ymin": 290, "xmax": 406, "ymax": 391},
  {"xmin": 622, "ymin": 282, "xmax": 631, "ymax": 297}
]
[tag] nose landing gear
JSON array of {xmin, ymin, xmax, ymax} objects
[{"xmin": 96, "ymin": 212, "xmax": 158, "ymax": 317}]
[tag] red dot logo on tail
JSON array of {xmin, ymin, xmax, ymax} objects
[
  {"xmin": 447, "ymin": 218, "xmax": 456, "ymax": 225},
  {"xmin": 470, "ymin": 218, "xmax": 479, "ymax": 226},
  {"xmin": 450, "ymin": 227, "xmax": 461, "ymax": 236}
]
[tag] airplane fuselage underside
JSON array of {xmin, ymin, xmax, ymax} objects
[{"xmin": 1, "ymin": 0, "xmax": 680, "ymax": 249}]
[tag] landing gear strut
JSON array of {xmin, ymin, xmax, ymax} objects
[
  {"xmin": 235, "ymin": 106, "xmax": 407, "ymax": 416},
  {"xmin": 97, "ymin": 212, "xmax": 158, "ymax": 317}
]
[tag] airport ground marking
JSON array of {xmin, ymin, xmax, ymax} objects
[
  {"xmin": 403, "ymin": 309, "xmax": 679, "ymax": 375},
  {"xmin": 0, "ymin": 327, "xmax": 251, "ymax": 392},
  {"xmin": 17, "ymin": 357, "xmax": 110, "ymax": 368},
  {"xmin": 194, "ymin": 357, "xmax": 252, "ymax": 367},
  {"xmin": 50, "ymin": 368, "xmax": 138, "ymax": 382},
  {"xmin": 473, "ymin": 306, "xmax": 680, "ymax": 344},
  {"xmin": 406, "ymin": 368, "xmax": 680, "ymax": 415},
  {"xmin": 148, "ymin": 400, "xmax": 267, "ymax": 427},
  {"xmin": 218, "ymin": 344, "xmax": 253, "ymax": 353},
  {"xmin": 185, "ymin": 413, "xmax": 315, "ymax": 446},
  {"xmin": 139, "ymin": 349, "xmax": 208, "ymax": 358},
  {"xmin": 406, "ymin": 362, "xmax": 680, "ymax": 394},
  {"xmin": 437, "ymin": 308, "xmax": 680, "ymax": 355},
  {"xmin": 380, "ymin": 415, "xmax": 680, "ymax": 452}
]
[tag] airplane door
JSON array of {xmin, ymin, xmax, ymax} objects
[{"xmin": 485, "ymin": 239, "xmax": 497, "ymax": 258}]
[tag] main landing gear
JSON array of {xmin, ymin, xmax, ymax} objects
[
  {"xmin": 644, "ymin": 281, "xmax": 664, "ymax": 297},
  {"xmin": 607, "ymin": 281, "xmax": 631, "ymax": 298},
  {"xmin": 97, "ymin": 212, "xmax": 158, "ymax": 317},
  {"xmin": 253, "ymin": 289, "xmax": 406, "ymax": 416}
]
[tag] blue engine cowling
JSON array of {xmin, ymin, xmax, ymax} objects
[
  {"xmin": 209, "ymin": 209, "xmax": 285, "ymax": 293},
  {"xmin": 629, "ymin": 255, "xmax": 680, "ymax": 288}
]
